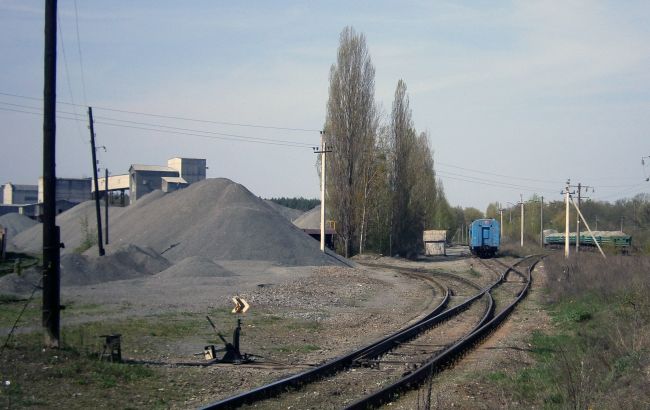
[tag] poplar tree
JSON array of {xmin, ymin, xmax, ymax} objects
[{"xmin": 323, "ymin": 26, "xmax": 378, "ymax": 257}]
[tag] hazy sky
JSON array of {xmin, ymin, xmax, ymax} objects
[{"xmin": 1, "ymin": 1, "xmax": 649, "ymax": 211}]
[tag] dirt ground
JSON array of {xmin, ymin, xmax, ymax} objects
[
  {"xmin": 0, "ymin": 247, "xmax": 550, "ymax": 409},
  {"xmin": 384, "ymin": 255, "xmax": 551, "ymax": 409}
]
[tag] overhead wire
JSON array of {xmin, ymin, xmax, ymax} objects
[
  {"xmin": 72, "ymin": 0, "xmax": 88, "ymax": 106},
  {"xmin": 435, "ymin": 170, "xmax": 559, "ymax": 195},
  {"xmin": 56, "ymin": 13, "xmax": 87, "ymax": 145},
  {"xmin": 0, "ymin": 91, "xmax": 320, "ymax": 133},
  {"xmin": 0, "ymin": 105, "xmax": 316, "ymax": 148},
  {"xmin": 436, "ymin": 161, "xmax": 560, "ymax": 184}
]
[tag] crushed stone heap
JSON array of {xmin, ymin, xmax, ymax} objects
[
  {"xmin": 14, "ymin": 178, "xmax": 335, "ymax": 267},
  {"xmin": 105, "ymin": 178, "xmax": 333, "ymax": 266}
]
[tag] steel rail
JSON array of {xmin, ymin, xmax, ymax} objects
[
  {"xmin": 201, "ymin": 257, "xmax": 533, "ymax": 409},
  {"xmin": 200, "ymin": 276, "xmax": 450, "ymax": 410},
  {"xmin": 344, "ymin": 256, "xmax": 541, "ymax": 409}
]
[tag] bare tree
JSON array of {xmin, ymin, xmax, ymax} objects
[{"xmin": 323, "ymin": 27, "xmax": 378, "ymax": 257}]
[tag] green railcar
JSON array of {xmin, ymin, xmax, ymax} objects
[{"xmin": 544, "ymin": 231, "xmax": 632, "ymax": 251}]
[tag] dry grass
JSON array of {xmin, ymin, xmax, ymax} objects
[{"xmin": 540, "ymin": 253, "xmax": 650, "ymax": 409}]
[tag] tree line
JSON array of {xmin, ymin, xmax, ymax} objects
[
  {"xmin": 486, "ymin": 193, "xmax": 650, "ymax": 253},
  {"xmin": 322, "ymin": 27, "xmax": 460, "ymax": 258}
]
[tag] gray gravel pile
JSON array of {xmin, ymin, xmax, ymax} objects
[
  {"xmin": 0, "ymin": 213, "xmax": 38, "ymax": 247},
  {"xmin": 12, "ymin": 200, "xmax": 127, "ymax": 254},
  {"xmin": 0, "ymin": 244, "xmax": 169, "ymax": 294},
  {"xmin": 153, "ymin": 256, "xmax": 236, "ymax": 279},
  {"xmin": 264, "ymin": 200, "xmax": 304, "ymax": 222},
  {"xmin": 292, "ymin": 205, "xmax": 326, "ymax": 229},
  {"xmin": 104, "ymin": 178, "xmax": 334, "ymax": 266},
  {"xmin": 59, "ymin": 244, "xmax": 171, "ymax": 286}
]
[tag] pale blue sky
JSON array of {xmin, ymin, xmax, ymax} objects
[{"xmin": 1, "ymin": 1, "xmax": 649, "ymax": 210}]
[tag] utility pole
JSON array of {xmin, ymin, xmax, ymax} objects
[
  {"xmin": 539, "ymin": 196, "xmax": 544, "ymax": 248},
  {"xmin": 563, "ymin": 180, "xmax": 572, "ymax": 259},
  {"xmin": 520, "ymin": 193, "xmax": 524, "ymax": 248},
  {"xmin": 576, "ymin": 183, "xmax": 581, "ymax": 252},
  {"xmin": 571, "ymin": 183, "xmax": 592, "ymax": 253},
  {"xmin": 499, "ymin": 207, "xmax": 504, "ymax": 240},
  {"xmin": 104, "ymin": 168, "xmax": 109, "ymax": 245},
  {"xmin": 88, "ymin": 107, "xmax": 105, "ymax": 256},
  {"xmin": 313, "ymin": 132, "xmax": 331, "ymax": 253},
  {"xmin": 42, "ymin": 0, "xmax": 60, "ymax": 348}
]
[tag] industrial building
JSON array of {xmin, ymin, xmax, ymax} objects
[
  {"xmin": 128, "ymin": 165, "xmax": 180, "ymax": 201},
  {"xmin": 128, "ymin": 158, "xmax": 206, "ymax": 202},
  {"xmin": 2, "ymin": 183, "xmax": 38, "ymax": 205},
  {"xmin": 167, "ymin": 157, "xmax": 206, "ymax": 184},
  {"xmin": 38, "ymin": 177, "xmax": 92, "ymax": 204}
]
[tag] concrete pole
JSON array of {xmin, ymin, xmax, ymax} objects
[
  {"xmin": 539, "ymin": 197, "xmax": 544, "ymax": 248},
  {"xmin": 565, "ymin": 180, "xmax": 570, "ymax": 259},
  {"xmin": 576, "ymin": 183, "xmax": 581, "ymax": 253},
  {"xmin": 499, "ymin": 208, "xmax": 503, "ymax": 240},
  {"xmin": 320, "ymin": 132, "xmax": 326, "ymax": 252},
  {"xmin": 520, "ymin": 193, "xmax": 524, "ymax": 247},
  {"xmin": 104, "ymin": 168, "xmax": 109, "ymax": 245}
]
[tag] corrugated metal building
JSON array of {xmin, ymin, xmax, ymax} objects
[
  {"xmin": 167, "ymin": 157, "xmax": 206, "ymax": 184},
  {"xmin": 38, "ymin": 177, "xmax": 92, "ymax": 204},
  {"xmin": 2, "ymin": 183, "xmax": 38, "ymax": 205},
  {"xmin": 129, "ymin": 165, "xmax": 180, "ymax": 201},
  {"xmin": 161, "ymin": 176, "xmax": 188, "ymax": 193}
]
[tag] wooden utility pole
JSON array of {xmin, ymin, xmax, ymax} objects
[
  {"xmin": 88, "ymin": 107, "xmax": 105, "ymax": 256},
  {"xmin": 42, "ymin": 0, "xmax": 60, "ymax": 348},
  {"xmin": 104, "ymin": 168, "xmax": 109, "ymax": 245}
]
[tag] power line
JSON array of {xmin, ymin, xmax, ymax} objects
[
  {"xmin": 0, "ymin": 105, "xmax": 316, "ymax": 148},
  {"xmin": 56, "ymin": 14, "xmax": 87, "ymax": 145},
  {"xmin": 72, "ymin": 0, "xmax": 88, "ymax": 105},
  {"xmin": 0, "ymin": 91, "xmax": 320, "ymax": 133},
  {"xmin": 436, "ymin": 169, "xmax": 558, "ymax": 193},
  {"xmin": 436, "ymin": 171, "xmax": 558, "ymax": 195},
  {"xmin": 436, "ymin": 161, "xmax": 560, "ymax": 184}
]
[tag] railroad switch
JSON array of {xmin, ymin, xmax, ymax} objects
[
  {"xmin": 204, "ymin": 316, "xmax": 251, "ymax": 364},
  {"xmin": 99, "ymin": 334, "xmax": 122, "ymax": 362}
]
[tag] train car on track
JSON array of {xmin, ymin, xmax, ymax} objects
[
  {"xmin": 469, "ymin": 218, "xmax": 500, "ymax": 258},
  {"xmin": 544, "ymin": 230, "xmax": 631, "ymax": 253}
]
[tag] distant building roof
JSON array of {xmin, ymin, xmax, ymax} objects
[
  {"xmin": 129, "ymin": 165, "xmax": 177, "ymax": 172},
  {"xmin": 161, "ymin": 177, "xmax": 188, "ymax": 184},
  {"xmin": 7, "ymin": 184, "xmax": 38, "ymax": 191}
]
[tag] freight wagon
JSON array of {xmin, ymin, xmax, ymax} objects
[
  {"xmin": 469, "ymin": 218, "xmax": 500, "ymax": 258},
  {"xmin": 544, "ymin": 230, "xmax": 631, "ymax": 253}
]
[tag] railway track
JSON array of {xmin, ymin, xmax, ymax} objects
[{"xmin": 201, "ymin": 256, "xmax": 541, "ymax": 409}]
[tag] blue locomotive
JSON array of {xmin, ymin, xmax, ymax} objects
[{"xmin": 469, "ymin": 218, "xmax": 500, "ymax": 258}]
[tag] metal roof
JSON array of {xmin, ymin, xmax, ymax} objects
[
  {"xmin": 5, "ymin": 184, "xmax": 38, "ymax": 191},
  {"xmin": 161, "ymin": 177, "xmax": 188, "ymax": 184},
  {"xmin": 129, "ymin": 164, "xmax": 177, "ymax": 172}
]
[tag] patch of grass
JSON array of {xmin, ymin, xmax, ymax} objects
[
  {"xmin": 485, "ymin": 254, "xmax": 650, "ymax": 408},
  {"xmin": 550, "ymin": 296, "xmax": 602, "ymax": 326},
  {"xmin": 0, "ymin": 252, "xmax": 40, "ymax": 276},
  {"xmin": 0, "ymin": 296, "xmax": 41, "ymax": 327},
  {"xmin": 467, "ymin": 268, "xmax": 480, "ymax": 277}
]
